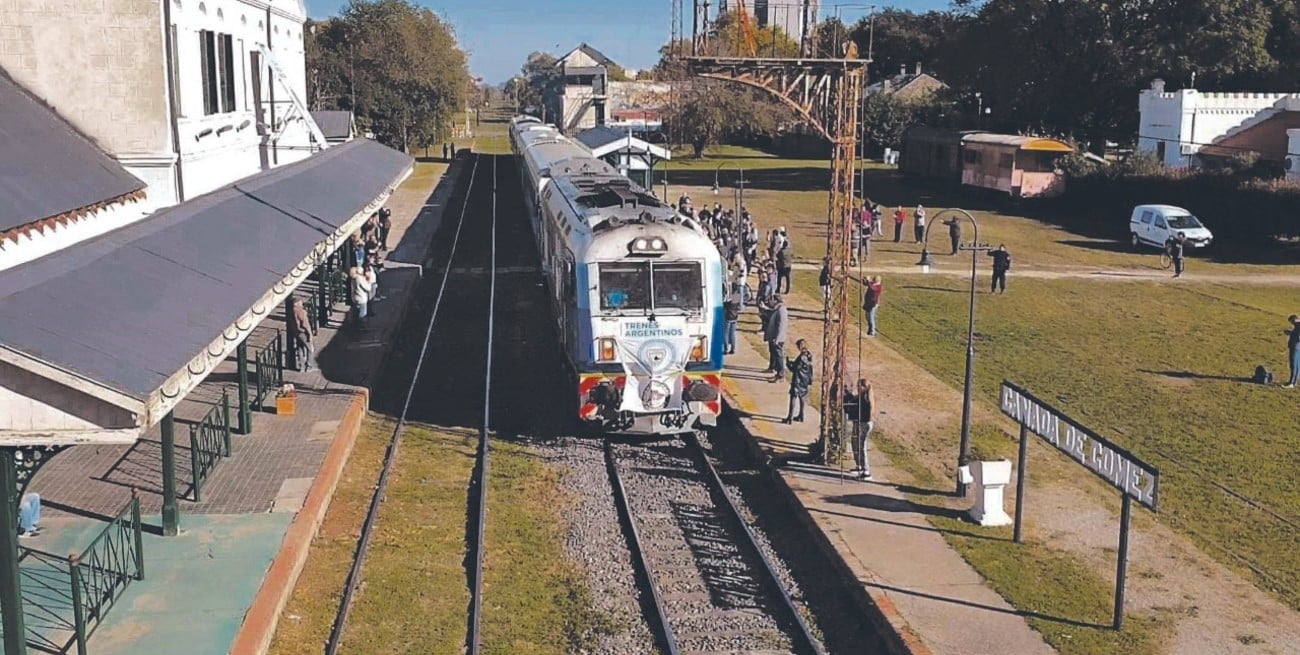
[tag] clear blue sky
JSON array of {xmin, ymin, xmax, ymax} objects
[{"xmin": 305, "ymin": 1, "xmax": 953, "ymax": 85}]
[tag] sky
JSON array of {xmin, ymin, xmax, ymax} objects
[{"xmin": 305, "ymin": 1, "xmax": 952, "ymax": 85}]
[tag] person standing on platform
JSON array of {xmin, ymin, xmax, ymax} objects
[
  {"xmin": 723, "ymin": 294, "xmax": 740, "ymax": 355},
  {"xmin": 783, "ymin": 339, "xmax": 814, "ymax": 424},
  {"xmin": 17, "ymin": 493, "xmax": 40, "ymax": 538},
  {"xmin": 944, "ymin": 216, "xmax": 962, "ymax": 255},
  {"xmin": 1285, "ymin": 314, "xmax": 1300, "ymax": 388},
  {"xmin": 351, "ymin": 267, "xmax": 373, "ymax": 326},
  {"xmin": 819, "ymin": 257, "xmax": 832, "ymax": 303},
  {"xmin": 863, "ymin": 276, "xmax": 883, "ymax": 336},
  {"xmin": 893, "ymin": 206, "xmax": 905, "ymax": 243},
  {"xmin": 844, "ymin": 378, "xmax": 875, "ymax": 480},
  {"xmin": 289, "ymin": 297, "xmax": 317, "ymax": 372},
  {"xmin": 913, "ymin": 205, "xmax": 927, "ymax": 243},
  {"xmin": 763, "ymin": 295, "xmax": 788, "ymax": 381},
  {"xmin": 988, "ymin": 245, "xmax": 1012, "ymax": 293},
  {"xmin": 378, "ymin": 207, "xmax": 392, "ymax": 252}
]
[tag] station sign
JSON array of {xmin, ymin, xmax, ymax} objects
[{"xmin": 1000, "ymin": 381, "xmax": 1159, "ymax": 510}]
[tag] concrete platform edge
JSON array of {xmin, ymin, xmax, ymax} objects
[
  {"xmin": 228, "ymin": 390, "xmax": 369, "ymax": 655},
  {"xmin": 720, "ymin": 383, "xmax": 934, "ymax": 655}
]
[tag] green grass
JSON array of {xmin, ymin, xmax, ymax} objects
[
  {"xmin": 661, "ymin": 144, "xmax": 891, "ymax": 172},
  {"xmin": 873, "ymin": 433, "xmax": 1174, "ymax": 655},
  {"xmin": 269, "ymin": 419, "xmax": 609, "ymax": 655},
  {"xmin": 879, "ymin": 276, "xmax": 1300, "ymax": 609}
]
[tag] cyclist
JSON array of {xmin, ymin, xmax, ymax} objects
[{"xmin": 1165, "ymin": 232, "xmax": 1187, "ymax": 278}]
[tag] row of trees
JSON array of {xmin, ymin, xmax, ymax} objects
[
  {"xmin": 829, "ymin": 0, "xmax": 1300, "ymax": 150},
  {"xmin": 307, "ymin": 0, "xmax": 470, "ymax": 152}
]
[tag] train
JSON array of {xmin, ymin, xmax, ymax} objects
[
  {"xmin": 899, "ymin": 127, "xmax": 1075, "ymax": 199},
  {"xmin": 509, "ymin": 115, "xmax": 727, "ymax": 435}
]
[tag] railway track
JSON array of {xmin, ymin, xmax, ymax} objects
[
  {"xmin": 325, "ymin": 153, "xmax": 500, "ymax": 655},
  {"xmin": 607, "ymin": 433, "xmax": 827, "ymax": 655}
]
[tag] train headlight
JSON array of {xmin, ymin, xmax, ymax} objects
[
  {"xmin": 597, "ymin": 338, "xmax": 617, "ymax": 362},
  {"xmin": 690, "ymin": 336, "xmax": 708, "ymax": 362},
  {"xmin": 629, "ymin": 237, "xmax": 669, "ymax": 255},
  {"xmin": 641, "ymin": 380, "xmax": 671, "ymax": 410}
]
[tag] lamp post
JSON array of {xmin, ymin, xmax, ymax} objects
[
  {"xmin": 916, "ymin": 208, "xmax": 990, "ymax": 497},
  {"xmin": 713, "ymin": 161, "xmax": 746, "ymax": 242}
]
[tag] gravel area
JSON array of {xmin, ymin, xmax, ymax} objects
[{"xmin": 532, "ymin": 437, "xmax": 657, "ymax": 655}]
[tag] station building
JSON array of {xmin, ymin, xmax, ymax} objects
[{"xmin": 0, "ymin": 0, "xmax": 411, "ymax": 600}]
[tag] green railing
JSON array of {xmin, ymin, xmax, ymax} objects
[
  {"xmin": 253, "ymin": 331, "xmax": 284, "ymax": 411},
  {"xmin": 189, "ymin": 388, "xmax": 232, "ymax": 502},
  {"xmin": 11, "ymin": 494, "xmax": 144, "ymax": 655},
  {"xmin": 328, "ymin": 268, "xmax": 351, "ymax": 306}
]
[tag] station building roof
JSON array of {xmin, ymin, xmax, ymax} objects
[
  {"xmin": 311, "ymin": 110, "xmax": 356, "ymax": 142},
  {"xmin": 0, "ymin": 137, "xmax": 413, "ymax": 445},
  {"xmin": 575, "ymin": 126, "xmax": 671, "ymax": 164},
  {"xmin": 0, "ymin": 68, "xmax": 146, "ymax": 234}
]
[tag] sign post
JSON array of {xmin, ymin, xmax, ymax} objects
[{"xmin": 999, "ymin": 381, "xmax": 1160, "ymax": 631}]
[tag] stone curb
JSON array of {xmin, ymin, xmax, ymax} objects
[
  {"xmin": 228, "ymin": 390, "xmax": 368, "ymax": 655},
  {"xmin": 721, "ymin": 380, "xmax": 934, "ymax": 655}
]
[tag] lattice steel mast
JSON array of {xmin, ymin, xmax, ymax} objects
[{"xmin": 681, "ymin": 5, "xmax": 868, "ymax": 462}]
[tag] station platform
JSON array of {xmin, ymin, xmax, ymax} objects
[
  {"xmin": 17, "ymin": 157, "xmax": 463, "ymax": 655},
  {"xmin": 720, "ymin": 314, "xmax": 1055, "ymax": 655}
]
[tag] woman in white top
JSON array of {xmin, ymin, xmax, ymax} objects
[{"xmin": 351, "ymin": 266, "xmax": 373, "ymax": 321}]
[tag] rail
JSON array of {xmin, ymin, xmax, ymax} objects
[
  {"xmin": 253, "ymin": 330, "xmax": 284, "ymax": 411},
  {"xmin": 10, "ymin": 493, "xmax": 144, "ymax": 655},
  {"xmin": 189, "ymin": 388, "xmax": 233, "ymax": 501},
  {"xmin": 604, "ymin": 441, "xmax": 679, "ymax": 655},
  {"xmin": 684, "ymin": 431, "xmax": 827, "ymax": 655},
  {"xmin": 325, "ymin": 153, "xmax": 489, "ymax": 655}
]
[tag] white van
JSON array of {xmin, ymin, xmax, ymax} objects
[{"xmin": 1129, "ymin": 205, "xmax": 1214, "ymax": 249}]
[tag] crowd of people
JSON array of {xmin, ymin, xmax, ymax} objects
[{"xmin": 284, "ymin": 206, "xmax": 393, "ymax": 373}]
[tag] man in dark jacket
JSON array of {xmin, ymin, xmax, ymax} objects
[
  {"xmin": 783, "ymin": 339, "xmax": 814, "ymax": 423},
  {"xmin": 1168, "ymin": 232, "xmax": 1186, "ymax": 278},
  {"xmin": 988, "ymin": 245, "xmax": 1011, "ymax": 293},
  {"xmin": 944, "ymin": 217, "xmax": 962, "ymax": 255},
  {"xmin": 762, "ymin": 295, "xmax": 788, "ymax": 380},
  {"xmin": 776, "ymin": 241, "xmax": 794, "ymax": 294}
]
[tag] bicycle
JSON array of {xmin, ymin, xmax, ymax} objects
[{"xmin": 1159, "ymin": 246, "xmax": 1173, "ymax": 270}]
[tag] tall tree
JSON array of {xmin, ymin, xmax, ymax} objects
[
  {"xmin": 668, "ymin": 81, "xmax": 792, "ymax": 157},
  {"xmin": 307, "ymin": 0, "xmax": 469, "ymax": 151}
]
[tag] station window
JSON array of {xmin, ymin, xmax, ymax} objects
[{"xmin": 200, "ymin": 30, "xmax": 237, "ymax": 115}]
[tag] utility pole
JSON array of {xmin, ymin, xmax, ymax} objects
[{"xmin": 683, "ymin": 17, "xmax": 869, "ymax": 464}]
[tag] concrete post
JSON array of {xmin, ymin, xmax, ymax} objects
[
  {"xmin": 161, "ymin": 412, "xmax": 179, "ymax": 536},
  {"xmin": 0, "ymin": 450, "xmax": 28, "ymax": 655}
]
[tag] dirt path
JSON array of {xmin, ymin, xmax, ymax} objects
[
  {"xmin": 786, "ymin": 260, "xmax": 1300, "ymax": 286},
  {"xmin": 767, "ymin": 273, "xmax": 1300, "ymax": 655}
]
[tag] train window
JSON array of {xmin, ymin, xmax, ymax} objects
[
  {"xmin": 999, "ymin": 153, "xmax": 1014, "ymax": 169},
  {"xmin": 599, "ymin": 263, "xmax": 652, "ymax": 310},
  {"xmin": 963, "ymin": 150, "xmax": 980, "ymax": 164},
  {"xmin": 652, "ymin": 262, "xmax": 703, "ymax": 310}
]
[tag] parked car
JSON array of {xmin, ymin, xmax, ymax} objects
[{"xmin": 1129, "ymin": 205, "xmax": 1214, "ymax": 249}]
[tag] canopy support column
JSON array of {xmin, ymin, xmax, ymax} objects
[
  {"xmin": 161, "ymin": 412, "xmax": 179, "ymax": 536},
  {"xmin": 0, "ymin": 450, "xmax": 28, "ymax": 655},
  {"xmin": 237, "ymin": 341, "xmax": 251, "ymax": 435}
]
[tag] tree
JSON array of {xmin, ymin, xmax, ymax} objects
[
  {"xmin": 667, "ymin": 81, "xmax": 792, "ymax": 157},
  {"xmin": 307, "ymin": 0, "xmax": 469, "ymax": 152},
  {"xmin": 860, "ymin": 93, "xmax": 913, "ymax": 156}
]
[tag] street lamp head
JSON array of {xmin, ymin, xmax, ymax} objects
[{"xmin": 916, "ymin": 249, "xmax": 935, "ymax": 273}]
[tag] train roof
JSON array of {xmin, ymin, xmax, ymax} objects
[{"xmin": 903, "ymin": 126, "xmax": 982, "ymax": 145}]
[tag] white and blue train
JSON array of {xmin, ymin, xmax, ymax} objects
[{"xmin": 509, "ymin": 115, "xmax": 726, "ymax": 435}]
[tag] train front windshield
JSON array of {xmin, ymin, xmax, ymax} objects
[{"xmin": 599, "ymin": 262, "xmax": 703, "ymax": 311}]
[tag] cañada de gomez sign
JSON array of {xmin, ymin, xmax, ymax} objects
[{"xmin": 1000, "ymin": 382, "xmax": 1159, "ymax": 510}]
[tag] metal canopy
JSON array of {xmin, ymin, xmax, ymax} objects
[
  {"xmin": 0, "ymin": 70, "xmax": 146, "ymax": 233},
  {"xmin": 0, "ymin": 138, "xmax": 413, "ymax": 444}
]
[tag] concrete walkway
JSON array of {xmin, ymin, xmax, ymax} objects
[{"xmin": 721, "ymin": 329, "xmax": 1055, "ymax": 655}]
